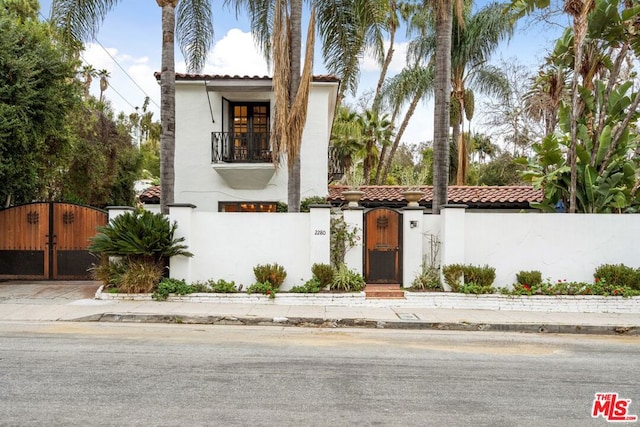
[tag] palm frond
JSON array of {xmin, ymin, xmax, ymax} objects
[
  {"xmin": 176, "ymin": 0, "xmax": 214, "ymax": 73},
  {"xmin": 50, "ymin": 0, "xmax": 121, "ymax": 43}
]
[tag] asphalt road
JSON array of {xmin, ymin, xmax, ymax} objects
[{"xmin": 0, "ymin": 323, "xmax": 639, "ymax": 426}]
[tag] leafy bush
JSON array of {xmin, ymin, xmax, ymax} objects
[
  {"xmin": 89, "ymin": 209, "xmax": 193, "ymax": 263},
  {"xmin": 253, "ymin": 263, "xmax": 287, "ymax": 288},
  {"xmin": 300, "ymin": 196, "xmax": 328, "ymax": 212},
  {"xmin": 458, "ymin": 283, "xmax": 495, "ymax": 294},
  {"xmin": 331, "ymin": 263, "xmax": 365, "ymax": 292},
  {"xmin": 210, "ymin": 279, "xmax": 239, "ymax": 293},
  {"xmin": 88, "ymin": 209, "xmax": 192, "ymax": 292},
  {"xmin": 594, "ymin": 264, "xmax": 640, "ymax": 290},
  {"xmin": 442, "ymin": 264, "xmax": 465, "ymax": 292},
  {"xmin": 516, "ymin": 270, "xmax": 542, "ymax": 287},
  {"xmin": 411, "ymin": 263, "xmax": 442, "ymax": 291},
  {"xmin": 119, "ymin": 259, "xmax": 164, "ymax": 294},
  {"xmin": 246, "ymin": 281, "xmax": 278, "ymax": 299},
  {"xmin": 442, "ymin": 264, "xmax": 495, "ymax": 292},
  {"xmin": 152, "ymin": 278, "xmax": 190, "ymax": 300},
  {"xmin": 503, "ymin": 278, "xmax": 640, "ymax": 297},
  {"xmin": 290, "ymin": 277, "xmax": 322, "ymax": 293},
  {"xmin": 311, "ymin": 263, "xmax": 335, "ymax": 287}
]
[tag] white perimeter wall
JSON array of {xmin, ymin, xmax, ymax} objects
[
  {"xmin": 462, "ymin": 213, "xmax": 640, "ymax": 287},
  {"xmin": 415, "ymin": 208, "xmax": 640, "ymax": 289},
  {"xmin": 169, "ymin": 206, "xmax": 331, "ymax": 290}
]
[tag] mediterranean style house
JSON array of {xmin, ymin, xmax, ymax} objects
[{"xmin": 165, "ymin": 72, "xmax": 340, "ymax": 212}]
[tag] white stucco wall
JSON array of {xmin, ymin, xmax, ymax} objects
[
  {"xmin": 174, "ymin": 80, "xmax": 336, "ymax": 211},
  {"xmin": 175, "ymin": 210, "xmax": 333, "ymax": 290},
  {"xmin": 463, "ymin": 213, "xmax": 640, "ymax": 287}
]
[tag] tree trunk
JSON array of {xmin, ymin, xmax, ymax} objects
[
  {"xmin": 158, "ymin": 0, "xmax": 178, "ymax": 215},
  {"xmin": 288, "ymin": 0, "xmax": 302, "ymax": 213},
  {"xmin": 380, "ymin": 90, "xmax": 423, "ymax": 184},
  {"xmin": 371, "ymin": 30, "xmax": 396, "ymax": 114},
  {"xmin": 432, "ymin": 0, "xmax": 452, "ymax": 214}
]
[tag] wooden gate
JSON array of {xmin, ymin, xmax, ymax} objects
[
  {"xmin": 0, "ymin": 203, "xmax": 107, "ymax": 280},
  {"xmin": 364, "ymin": 208, "xmax": 402, "ymax": 284}
]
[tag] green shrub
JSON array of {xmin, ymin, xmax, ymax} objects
[
  {"xmin": 246, "ymin": 281, "xmax": 278, "ymax": 298},
  {"xmin": 300, "ymin": 196, "xmax": 328, "ymax": 212},
  {"xmin": 311, "ymin": 263, "xmax": 335, "ymax": 287},
  {"xmin": 442, "ymin": 264, "xmax": 495, "ymax": 292},
  {"xmin": 516, "ymin": 270, "xmax": 542, "ymax": 287},
  {"xmin": 331, "ymin": 263, "xmax": 365, "ymax": 292},
  {"xmin": 253, "ymin": 263, "xmax": 287, "ymax": 288},
  {"xmin": 459, "ymin": 283, "xmax": 495, "ymax": 294},
  {"xmin": 152, "ymin": 278, "xmax": 190, "ymax": 300},
  {"xmin": 442, "ymin": 264, "xmax": 465, "ymax": 292},
  {"xmin": 411, "ymin": 263, "xmax": 442, "ymax": 291},
  {"xmin": 465, "ymin": 265, "xmax": 496, "ymax": 287},
  {"xmin": 88, "ymin": 209, "xmax": 192, "ymax": 263},
  {"xmin": 290, "ymin": 277, "xmax": 322, "ymax": 293},
  {"xmin": 88, "ymin": 209, "xmax": 192, "ymax": 293},
  {"xmin": 210, "ymin": 279, "xmax": 238, "ymax": 293},
  {"xmin": 595, "ymin": 264, "xmax": 640, "ymax": 290},
  {"xmin": 117, "ymin": 259, "xmax": 164, "ymax": 294}
]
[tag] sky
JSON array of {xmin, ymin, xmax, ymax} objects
[{"xmin": 38, "ymin": 0, "xmax": 568, "ymax": 146}]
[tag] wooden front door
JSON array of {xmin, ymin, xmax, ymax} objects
[
  {"xmin": 0, "ymin": 203, "xmax": 107, "ymax": 280},
  {"xmin": 364, "ymin": 208, "xmax": 402, "ymax": 284}
]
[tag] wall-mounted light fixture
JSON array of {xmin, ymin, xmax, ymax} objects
[{"xmin": 410, "ymin": 220, "xmax": 418, "ymax": 229}]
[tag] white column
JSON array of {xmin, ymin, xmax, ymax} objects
[
  {"xmin": 342, "ymin": 207, "xmax": 364, "ymax": 275},
  {"xmin": 402, "ymin": 207, "xmax": 425, "ymax": 288},
  {"xmin": 168, "ymin": 204, "xmax": 196, "ymax": 282},
  {"xmin": 439, "ymin": 204, "xmax": 467, "ymax": 291},
  {"xmin": 309, "ymin": 204, "xmax": 331, "ymax": 266}
]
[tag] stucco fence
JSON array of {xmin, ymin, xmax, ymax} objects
[{"xmin": 108, "ymin": 205, "xmax": 639, "ymax": 293}]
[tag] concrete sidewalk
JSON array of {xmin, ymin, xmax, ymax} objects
[{"xmin": 0, "ymin": 281, "xmax": 639, "ymax": 335}]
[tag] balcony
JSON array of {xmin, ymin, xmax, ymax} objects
[
  {"xmin": 210, "ymin": 131, "xmax": 275, "ymax": 189},
  {"xmin": 211, "ymin": 131, "xmax": 272, "ymax": 163}
]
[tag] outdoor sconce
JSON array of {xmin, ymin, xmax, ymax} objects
[{"xmin": 410, "ymin": 220, "xmax": 418, "ymax": 229}]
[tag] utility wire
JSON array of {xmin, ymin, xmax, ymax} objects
[{"xmin": 39, "ymin": 10, "xmax": 160, "ymax": 111}]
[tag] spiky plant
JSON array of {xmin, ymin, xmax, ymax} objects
[{"xmin": 89, "ymin": 209, "xmax": 192, "ymax": 264}]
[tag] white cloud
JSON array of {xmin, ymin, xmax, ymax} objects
[
  {"xmin": 203, "ymin": 29, "xmax": 270, "ymax": 76},
  {"xmin": 360, "ymin": 40, "xmax": 409, "ymax": 74}
]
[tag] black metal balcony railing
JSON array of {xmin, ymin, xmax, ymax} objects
[{"xmin": 211, "ymin": 131, "xmax": 272, "ymax": 163}]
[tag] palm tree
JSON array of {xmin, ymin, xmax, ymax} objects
[
  {"xmin": 357, "ymin": 109, "xmax": 393, "ymax": 184},
  {"xmin": 370, "ymin": 0, "xmax": 417, "ymax": 114},
  {"xmin": 376, "ymin": 64, "xmax": 434, "ymax": 184},
  {"xmin": 429, "ymin": 0, "xmax": 463, "ymax": 213},
  {"xmin": 51, "ymin": 0, "xmax": 214, "ymax": 215},
  {"xmin": 80, "ymin": 64, "xmax": 96, "ymax": 99},
  {"xmin": 97, "ymin": 69, "xmax": 110, "ymax": 103},
  {"xmin": 228, "ymin": 0, "xmax": 387, "ymax": 211}
]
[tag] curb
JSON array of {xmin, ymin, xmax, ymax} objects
[{"xmin": 69, "ymin": 313, "xmax": 639, "ymax": 336}]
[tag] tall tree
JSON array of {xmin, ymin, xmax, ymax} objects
[
  {"xmin": 51, "ymin": 0, "xmax": 214, "ymax": 214},
  {"xmin": 229, "ymin": 0, "xmax": 387, "ymax": 211},
  {"xmin": 0, "ymin": 2, "xmax": 81, "ymax": 206},
  {"xmin": 97, "ymin": 68, "xmax": 110, "ymax": 103}
]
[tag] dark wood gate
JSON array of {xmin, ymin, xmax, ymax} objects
[
  {"xmin": 364, "ymin": 208, "xmax": 402, "ymax": 284},
  {"xmin": 0, "ymin": 203, "xmax": 107, "ymax": 280}
]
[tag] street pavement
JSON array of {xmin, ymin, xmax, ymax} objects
[{"xmin": 0, "ymin": 280, "xmax": 638, "ymax": 335}]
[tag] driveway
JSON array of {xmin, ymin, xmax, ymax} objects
[{"xmin": 0, "ymin": 281, "xmax": 101, "ymax": 303}]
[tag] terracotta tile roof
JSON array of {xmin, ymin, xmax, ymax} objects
[
  {"xmin": 139, "ymin": 185, "xmax": 160, "ymax": 203},
  {"xmin": 140, "ymin": 185, "xmax": 542, "ymax": 209},
  {"xmin": 154, "ymin": 72, "xmax": 340, "ymax": 83},
  {"xmin": 327, "ymin": 185, "xmax": 543, "ymax": 209}
]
